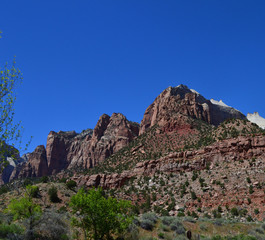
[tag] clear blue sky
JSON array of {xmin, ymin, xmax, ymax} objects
[{"xmin": 1, "ymin": 0, "xmax": 265, "ymax": 153}]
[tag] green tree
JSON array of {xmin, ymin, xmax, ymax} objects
[
  {"xmin": 0, "ymin": 31, "xmax": 30, "ymax": 167},
  {"xmin": 5, "ymin": 188, "xmax": 42, "ymax": 240},
  {"xmin": 70, "ymin": 187, "xmax": 133, "ymax": 240}
]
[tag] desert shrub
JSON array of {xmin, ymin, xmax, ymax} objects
[
  {"xmin": 27, "ymin": 185, "xmax": 39, "ymax": 198},
  {"xmin": 161, "ymin": 216, "xmax": 175, "ymax": 226},
  {"xmin": 213, "ymin": 218, "xmax": 224, "ymax": 226},
  {"xmin": 177, "ymin": 212, "xmax": 185, "ymax": 217},
  {"xmin": 170, "ymin": 219, "xmax": 185, "ymax": 235},
  {"xmin": 33, "ymin": 211, "xmax": 69, "ymax": 240},
  {"xmin": 231, "ymin": 207, "xmax": 239, "ymax": 217},
  {"xmin": 249, "ymin": 185, "xmax": 254, "ymax": 194},
  {"xmin": 140, "ymin": 218, "xmax": 155, "ymax": 230},
  {"xmin": 0, "ymin": 223, "xmax": 24, "ymax": 238},
  {"xmin": 127, "ymin": 223, "xmax": 140, "ymax": 240},
  {"xmin": 23, "ymin": 178, "xmax": 32, "ymax": 187},
  {"xmin": 160, "ymin": 223, "xmax": 170, "ymax": 232},
  {"xmin": 59, "ymin": 178, "xmax": 67, "ymax": 183},
  {"xmin": 191, "ymin": 191, "xmax": 197, "ymax": 200},
  {"xmin": 246, "ymin": 215, "xmax": 253, "ymax": 222},
  {"xmin": 183, "ymin": 216, "xmax": 196, "ymax": 223},
  {"xmin": 48, "ymin": 186, "xmax": 61, "ymax": 203},
  {"xmin": 40, "ymin": 176, "xmax": 48, "ymax": 183},
  {"xmin": 0, "ymin": 185, "xmax": 9, "ymax": 195},
  {"xmin": 254, "ymin": 228, "xmax": 264, "ymax": 234},
  {"xmin": 141, "ymin": 212, "xmax": 158, "ymax": 224},
  {"xmin": 58, "ymin": 206, "xmax": 67, "ymax": 213},
  {"xmin": 66, "ymin": 180, "xmax": 77, "ymax": 190},
  {"xmin": 161, "ymin": 209, "xmax": 169, "ymax": 216},
  {"xmin": 191, "ymin": 211, "xmax": 198, "ymax": 218},
  {"xmin": 139, "ymin": 212, "xmax": 158, "ymax": 231}
]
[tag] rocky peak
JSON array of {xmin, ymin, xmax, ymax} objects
[
  {"xmin": 140, "ymin": 85, "xmax": 246, "ymax": 134},
  {"xmin": 92, "ymin": 114, "xmax": 111, "ymax": 140},
  {"xmin": 247, "ymin": 112, "xmax": 265, "ymax": 129}
]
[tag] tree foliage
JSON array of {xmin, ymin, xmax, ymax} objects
[
  {"xmin": 0, "ymin": 30, "xmax": 31, "ymax": 169},
  {"xmin": 5, "ymin": 185, "xmax": 42, "ymax": 240},
  {"xmin": 70, "ymin": 187, "xmax": 133, "ymax": 240}
]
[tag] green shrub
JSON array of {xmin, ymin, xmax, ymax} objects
[
  {"xmin": 0, "ymin": 223, "xmax": 24, "ymax": 238},
  {"xmin": 158, "ymin": 232, "xmax": 164, "ymax": 239},
  {"xmin": 0, "ymin": 185, "xmax": 9, "ymax": 195},
  {"xmin": 48, "ymin": 186, "xmax": 61, "ymax": 203},
  {"xmin": 40, "ymin": 176, "xmax": 48, "ymax": 183},
  {"xmin": 161, "ymin": 209, "xmax": 169, "ymax": 216},
  {"xmin": 27, "ymin": 185, "xmax": 39, "ymax": 198},
  {"xmin": 231, "ymin": 207, "xmax": 239, "ymax": 217},
  {"xmin": 246, "ymin": 215, "xmax": 253, "ymax": 222},
  {"xmin": 191, "ymin": 191, "xmax": 197, "ymax": 200},
  {"xmin": 177, "ymin": 212, "xmax": 185, "ymax": 217},
  {"xmin": 59, "ymin": 178, "xmax": 67, "ymax": 183},
  {"xmin": 191, "ymin": 211, "xmax": 198, "ymax": 218},
  {"xmin": 249, "ymin": 185, "xmax": 254, "ymax": 194},
  {"xmin": 66, "ymin": 180, "xmax": 77, "ymax": 190}
]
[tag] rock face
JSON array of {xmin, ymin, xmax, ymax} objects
[
  {"xmin": 74, "ymin": 134, "xmax": 265, "ymax": 188},
  {"xmin": 247, "ymin": 112, "xmax": 265, "ymax": 129},
  {"xmin": 10, "ymin": 145, "xmax": 48, "ymax": 180},
  {"xmin": 9, "ymin": 113, "xmax": 139, "ymax": 179},
  {"xmin": 140, "ymin": 85, "xmax": 245, "ymax": 134}
]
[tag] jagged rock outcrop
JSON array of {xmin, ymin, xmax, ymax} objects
[
  {"xmin": 140, "ymin": 85, "xmax": 245, "ymax": 134},
  {"xmin": 9, "ymin": 113, "xmax": 139, "ymax": 179},
  {"xmin": 10, "ymin": 145, "xmax": 48, "ymax": 180}
]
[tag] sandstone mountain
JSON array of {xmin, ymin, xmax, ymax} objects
[
  {"xmin": 140, "ymin": 85, "xmax": 245, "ymax": 134},
  {"xmin": 2, "ymin": 113, "xmax": 139, "ymax": 183},
  {"xmin": 0, "ymin": 85, "xmax": 262, "ymax": 183}
]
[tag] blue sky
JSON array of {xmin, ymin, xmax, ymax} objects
[{"xmin": 1, "ymin": 0, "xmax": 265, "ymax": 153}]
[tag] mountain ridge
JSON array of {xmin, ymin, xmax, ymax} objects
[{"xmin": 1, "ymin": 84, "xmax": 264, "ymax": 183}]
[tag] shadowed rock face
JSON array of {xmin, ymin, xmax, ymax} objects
[
  {"xmin": 140, "ymin": 85, "xmax": 246, "ymax": 134},
  {"xmin": 10, "ymin": 145, "xmax": 48, "ymax": 180},
  {"xmin": 0, "ymin": 145, "xmax": 25, "ymax": 184},
  {"xmin": 9, "ymin": 113, "xmax": 139, "ymax": 179}
]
